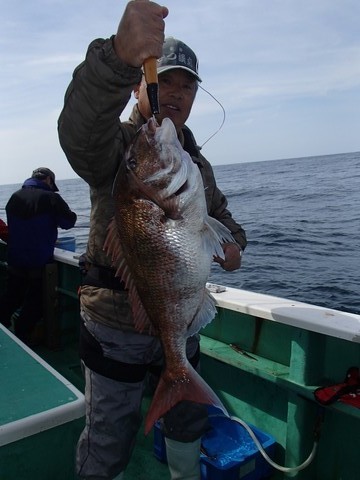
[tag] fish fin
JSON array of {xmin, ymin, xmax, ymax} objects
[
  {"xmin": 115, "ymin": 260, "xmax": 154, "ymax": 334},
  {"xmin": 203, "ymin": 216, "xmax": 235, "ymax": 259},
  {"xmin": 161, "ymin": 196, "xmax": 182, "ymax": 220},
  {"xmin": 103, "ymin": 217, "xmax": 122, "ymax": 262},
  {"xmin": 144, "ymin": 362, "xmax": 228, "ymax": 435},
  {"xmin": 103, "ymin": 218, "xmax": 153, "ymax": 333},
  {"xmin": 187, "ymin": 290, "xmax": 217, "ymax": 337}
]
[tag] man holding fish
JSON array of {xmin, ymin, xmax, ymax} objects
[{"xmin": 58, "ymin": 1, "xmax": 247, "ymax": 479}]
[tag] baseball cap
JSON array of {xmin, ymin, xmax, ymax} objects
[
  {"xmin": 31, "ymin": 167, "xmax": 59, "ymax": 192},
  {"xmin": 157, "ymin": 37, "xmax": 202, "ymax": 82}
]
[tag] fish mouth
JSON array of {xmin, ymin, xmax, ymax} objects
[{"xmin": 147, "ymin": 116, "xmax": 159, "ymax": 132}]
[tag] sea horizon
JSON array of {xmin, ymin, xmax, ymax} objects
[{"xmin": 1, "ymin": 149, "xmax": 359, "ymax": 188}]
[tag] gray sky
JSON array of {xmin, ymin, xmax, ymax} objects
[{"xmin": 1, "ymin": 0, "xmax": 360, "ymax": 185}]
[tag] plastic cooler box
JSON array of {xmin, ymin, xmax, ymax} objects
[
  {"xmin": 153, "ymin": 408, "xmax": 276, "ymax": 480},
  {"xmin": 56, "ymin": 235, "xmax": 76, "ymax": 252}
]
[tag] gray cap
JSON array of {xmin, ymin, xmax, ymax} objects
[
  {"xmin": 31, "ymin": 167, "xmax": 59, "ymax": 192},
  {"xmin": 157, "ymin": 37, "xmax": 202, "ymax": 82}
]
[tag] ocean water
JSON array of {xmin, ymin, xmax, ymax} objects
[{"xmin": 1, "ymin": 151, "xmax": 359, "ymax": 315}]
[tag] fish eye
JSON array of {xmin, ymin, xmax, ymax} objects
[{"xmin": 127, "ymin": 156, "xmax": 137, "ymax": 170}]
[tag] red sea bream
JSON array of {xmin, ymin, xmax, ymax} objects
[{"xmin": 104, "ymin": 117, "xmax": 233, "ymax": 434}]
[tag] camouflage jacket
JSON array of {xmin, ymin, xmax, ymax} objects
[{"xmin": 58, "ymin": 37, "xmax": 247, "ymax": 331}]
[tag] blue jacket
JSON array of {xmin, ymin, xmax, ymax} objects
[{"xmin": 6, "ymin": 178, "xmax": 77, "ymax": 268}]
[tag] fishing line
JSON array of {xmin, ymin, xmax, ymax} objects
[
  {"xmin": 198, "ymin": 84, "xmax": 226, "ymax": 149},
  {"xmin": 230, "ymin": 415, "xmax": 318, "ymax": 473},
  {"xmin": 207, "ymin": 412, "xmax": 319, "ymax": 474}
]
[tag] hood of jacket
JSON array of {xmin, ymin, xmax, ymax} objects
[{"xmin": 22, "ymin": 177, "xmax": 54, "ymax": 191}]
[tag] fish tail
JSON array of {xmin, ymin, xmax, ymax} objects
[{"xmin": 144, "ymin": 363, "xmax": 227, "ymax": 435}]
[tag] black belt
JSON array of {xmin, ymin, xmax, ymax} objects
[
  {"xmin": 83, "ymin": 264, "xmax": 126, "ymax": 291},
  {"xmin": 79, "ymin": 320, "xmax": 201, "ymax": 383}
]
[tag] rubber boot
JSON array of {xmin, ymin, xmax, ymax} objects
[{"xmin": 165, "ymin": 437, "xmax": 201, "ymax": 480}]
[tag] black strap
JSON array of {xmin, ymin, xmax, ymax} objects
[{"xmin": 79, "ymin": 321, "xmax": 200, "ymax": 383}]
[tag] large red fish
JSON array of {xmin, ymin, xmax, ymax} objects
[{"xmin": 104, "ymin": 117, "xmax": 232, "ymax": 434}]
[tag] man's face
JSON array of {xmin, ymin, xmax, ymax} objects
[{"xmin": 136, "ymin": 69, "xmax": 198, "ymax": 132}]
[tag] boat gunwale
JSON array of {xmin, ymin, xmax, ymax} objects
[{"xmin": 54, "ymin": 248, "xmax": 360, "ymax": 344}]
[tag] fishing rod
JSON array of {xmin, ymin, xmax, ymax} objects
[
  {"xmin": 142, "ymin": 0, "xmax": 160, "ymax": 116},
  {"xmin": 141, "ymin": 1, "xmax": 227, "ymax": 147},
  {"xmin": 143, "ymin": 57, "xmax": 160, "ymax": 116}
]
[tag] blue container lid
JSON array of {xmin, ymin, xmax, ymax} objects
[
  {"xmin": 56, "ymin": 235, "xmax": 76, "ymax": 252},
  {"xmin": 202, "ymin": 408, "xmax": 275, "ymax": 470}
]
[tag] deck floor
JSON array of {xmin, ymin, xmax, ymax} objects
[{"xmin": 34, "ymin": 342, "xmax": 170, "ymax": 479}]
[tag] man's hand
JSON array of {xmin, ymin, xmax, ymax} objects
[
  {"xmin": 114, "ymin": 0, "xmax": 169, "ymax": 67},
  {"xmin": 213, "ymin": 242, "xmax": 242, "ymax": 271}
]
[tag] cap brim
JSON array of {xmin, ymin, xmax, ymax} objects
[{"xmin": 157, "ymin": 65, "xmax": 202, "ymax": 82}]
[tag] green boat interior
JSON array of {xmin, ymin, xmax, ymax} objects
[{"xmin": 0, "ymin": 242, "xmax": 359, "ymax": 480}]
